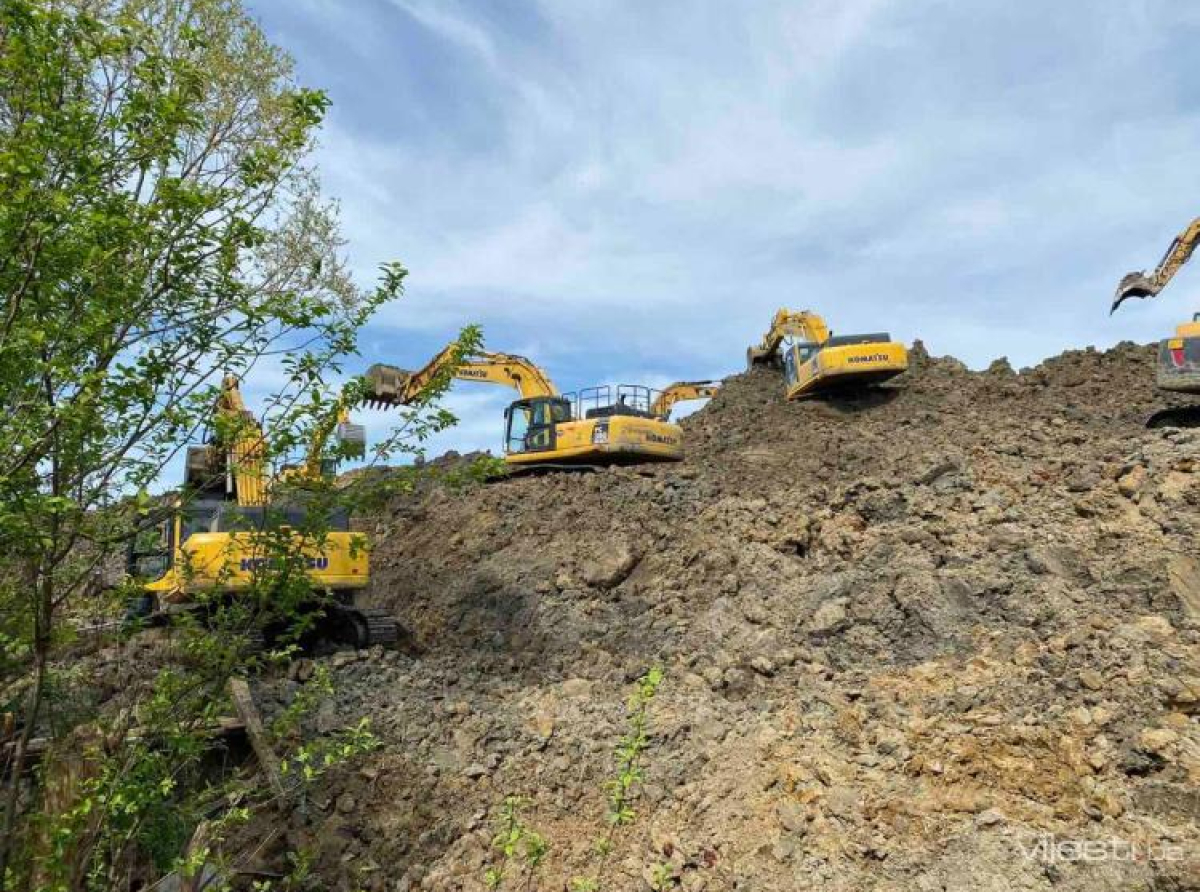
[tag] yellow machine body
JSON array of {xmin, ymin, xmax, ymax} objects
[
  {"xmin": 125, "ymin": 377, "xmax": 397, "ymax": 649},
  {"xmin": 748, "ymin": 309, "xmax": 908, "ymax": 399},
  {"xmin": 780, "ymin": 338, "xmax": 910, "ymax": 400},
  {"xmin": 1157, "ymin": 318, "xmax": 1200, "ymax": 394},
  {"xmin": 501, "ymin": 402, "xmax": 682, "ymax": 466},
  {"xmin": 140, "ymin": 509, "xmax": 368, "ymax": 606},
  {"xmin": 366, "ymin": 351, "xmax": 691, "ymax": 467},
  {"xmin": 146, "ymin": 533, "xmax": 367, "ymax": 604}
]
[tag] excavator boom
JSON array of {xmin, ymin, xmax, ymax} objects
[
  {"xmin": 1112, "ymin": 217, "xmax": 1200, "ymax": 313},
  {"xmin": 366, "ymin": 350, "xmax": 557, "ymax": 407},
  {"xmin": 650, "ymin": 380, "xmax": 721, "ymax": 418}
]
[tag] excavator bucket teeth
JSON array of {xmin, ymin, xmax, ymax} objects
[{"xmin": 1111, "ymin": 272, "xmax": 1159, "ymax": 313}]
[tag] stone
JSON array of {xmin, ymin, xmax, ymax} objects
[
  {"xmin": 975, "ymin": 809, "xmax": 1005, "ymax": 827},
  {"xmin": 1066, "ymin": 468, "xmax": 1098, "ymax": 492},
  {"xmin": 1139, "ymin": 728, "xmax": 1179, "ymax": 753},
  {"xmin": 579, "ymin": 542, "xmax": 640, "ymax": 589},
  {"xmin": 917, "ymin": 459, "xmax": 960, "ymax": 486},
  {"xmin": 750, "ymin": 656, "xmax": 776, "ymax": 677},
  {"xmin": 824, "ymin": 786, "xmax": 860, "ymax": 819},
  {"xmin": 810, "ymin": 598, "xmax": 849, "ymax": 633},
  {"xmin": 529, "ymin": 711, "xmax": 555, "ymax": 745},
  {"xmin": 778, "ymin": 801, "xmax": 807, "ymax": 832},
  {"xmin": 336, "ymin": 793, "xmax": 357, "ymax": 814},
  {"xmin": 1133, "ymin": 615, "xmax": 1175, "ymax": 643},
  {"xmin": 1169, "ymin": 555, "xmax": 1200, "ymax": 620},
  {"xmin": 1117, "ymin": 465, "xmax": 1148, "ymax": 498},
  {"xmin": 723, "ymin": 667, "xmax": 752, "ymax": 692},
  {"xmin": 561, "ymin": 677, "xmax": 593, "ymax": 697}
]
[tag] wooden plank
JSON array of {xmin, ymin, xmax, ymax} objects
[
  {"xmin": 3, "ymin": 718, "xmax": 246, "ymax": 777},
  {"xmin": 227, "ymin": 677, "xmax": 288, "ymax": 804}
]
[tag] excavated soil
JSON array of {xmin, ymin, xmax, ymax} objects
[{"xmin": 253, "ymin": 342, "xmax": 1200, "ymax": 891}]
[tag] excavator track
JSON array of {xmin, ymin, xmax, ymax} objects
[
  {"xmin": 358, "ymin": 607, "xmax": 400, "ymax": 647},
  {"xmin": 1146, "ymin": 405, "xmax": 1200, "ymax": 429},
  {"xmin": 325, "ymin": 603, "xmax": 399, "ymax": 649}
]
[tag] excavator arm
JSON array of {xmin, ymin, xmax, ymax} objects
[
  {"xmin": 747, "ymin": 309, "xmax": 832, "ymax": 367},
  {"xmin": 193, "ymin": 377, "xmax": 368, "ymax": 500},
  {"xmin": 293, "ymin": 398, "xmax": 366, "ymax": 483},
  {"xmin": 650, "ymin": 380, "xmax": 721, "ymax": 418},
  {"xmin": 192, "ymin": 376, "xmax": 270, "ymax": 507},
  {"xmin": 1113, "ymin": 216, "xmax": 1200, "ymax": 313},
  {"xmin": 366, "ymin": 349, "xmax": 558, "ymax": 407}
]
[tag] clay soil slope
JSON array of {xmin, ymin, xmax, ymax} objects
[{"xmin": 260, "ymin": 342, "xmax": 1200, "ymax": 892}]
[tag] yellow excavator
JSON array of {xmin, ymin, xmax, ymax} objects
[
  {"xmin": 747, "ymin": 309, "xmax": 908, "ymax": 399},
  {"xmin": 125, "ymin": 376, "xmax": 397, "ymax": 648},
  {"xmin": 365, "ymin": 346, "xmax": 689, "ymax": 467},
  {"xmin": 1112, "ymin": 216, "xmax": 1200, "ymax": 427}
]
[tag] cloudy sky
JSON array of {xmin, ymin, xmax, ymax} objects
[{"xmin": 247, "ymin": 0, "xmax": 1200, "ymax": 459}]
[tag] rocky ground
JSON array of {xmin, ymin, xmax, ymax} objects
[{"xmin": 249, "ymin": 342, "xmax": 1199, "ymax": 891}]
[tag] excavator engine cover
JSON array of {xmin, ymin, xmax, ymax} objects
[{"xmin": 824, "ymin": 332, "xmax": 893, "ymax": 348}]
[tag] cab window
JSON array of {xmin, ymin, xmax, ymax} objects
[
  {"xmin": 505, "ymin": 400, "xmax": 558, "ymax": 454},
  {"xmin": 127, "ymin": 518, "xmax": 173, "ymax": 581},
  {"xmin": 506, "ymin": 403, "xmax": 532, "ymax": 453},
  {"xmin": 784, "ymin": 341, "xmax": 819, "ymax": 385},
  {"xmin": 549, "ymin": 399, "xmax": 572, "ymax": 424}
]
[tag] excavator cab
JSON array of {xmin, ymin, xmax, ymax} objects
[
  {"xmin": 781, "ymin": 338, "xmax": 821, "ymax": 390},
  {"xmin": 126, "ymin": 517, "xmax": 175, "ymax": 584},
  {"xmin": 504, "ymin": 396, "xmax": 572, "ymax": 455}
]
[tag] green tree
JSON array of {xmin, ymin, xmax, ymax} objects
[{"xmin": 0, "ymin": 0, "xmax": 469, "ymax": 886}]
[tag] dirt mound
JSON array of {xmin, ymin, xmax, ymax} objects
[{"xmin": 256, "ymin": 342, "xmax": 1200, "ymax": 891}]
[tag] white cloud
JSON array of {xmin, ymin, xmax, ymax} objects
[{"xmin": 383, "ymin": 0, "xmax": 500, "ymax": 69}]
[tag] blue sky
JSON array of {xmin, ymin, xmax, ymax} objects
[{"xmin": 244, "ymin": 0, "xmax": 1200, "ymax": 459}]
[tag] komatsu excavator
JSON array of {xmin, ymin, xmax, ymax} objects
[
  {"xmin": 365, "ymin": 346, "xmax": 685, "ymax": 467},
  {"xmin": 650, "ymin": 380, "xmax": 721, "ymax": 419},
  {"xmin": 125, "ymin": 376, "xmax": 397, "ymax": 648},
  {"xmin": 1112, "ymin": 216, "xmax": 1200, "ymax": 427},
  {"xmin": 747, "ymin": 309, "xmax": 908, "ymax": 399}
]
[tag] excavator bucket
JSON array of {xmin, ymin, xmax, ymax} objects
[
  {"xmin": 364, "ymin": 364, "xmax": 412, "ymax": 408},
  {"xmin": 336, "ymin": 421, "xmax": 366, "ymax": 459},
  {"xmin": 746, "ymin": 345, "xmax": 775, "ymax": 369},
  {"xmin": 1111, "ymin": 271, "xmax": 1161, "ymax": 314}
]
